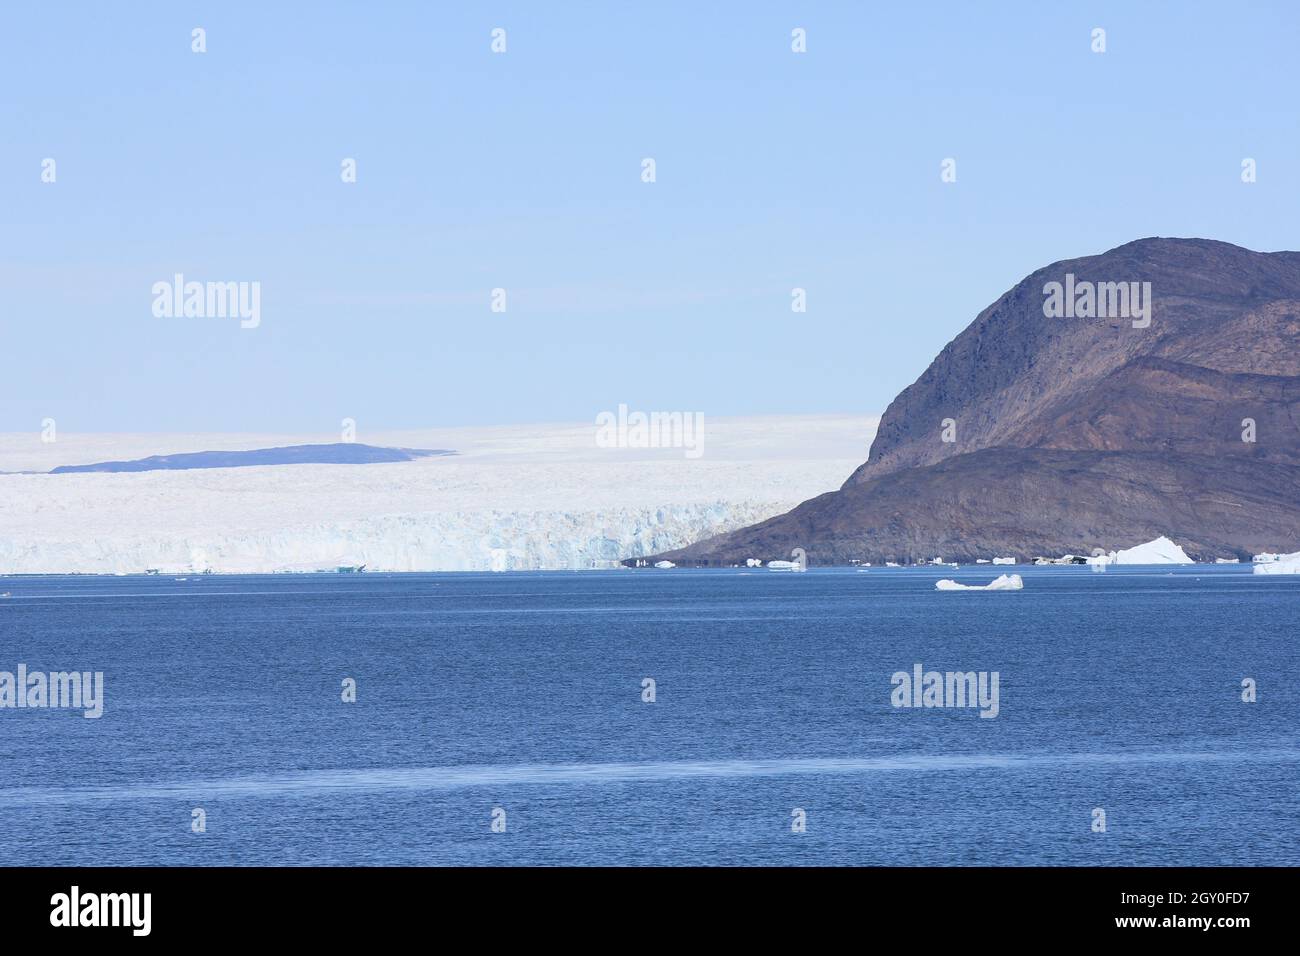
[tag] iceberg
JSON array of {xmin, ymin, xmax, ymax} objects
[
  {"xmin": 766, "ymin": 559, "xmax": 806, "ymax": 572},
  {"xmin": 1254, "ymin": 551, "xmax": 1300, "ymax": 575},
  {"xmin": 1115, "ymin": 536, "xmax": 1194, "ymax": 564},
  {"xmin": 935, "ymin": 573, "xmax": 1024, "ymax": 591},
  {"xmin": 992, "ymin": 556, "xmax": 1016, "ymax": 565},
  {"xmin": 654, "ymin": 560, "xmax": 676, "ymax": 569},
  {"xmin": 1086, "ymin": 536, "xmax": 1194, "ymax": 566}
]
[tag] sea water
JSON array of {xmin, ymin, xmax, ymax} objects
[{"xmin": 0, "ymin": 566, "xmax": 1295, "ymax": 865}]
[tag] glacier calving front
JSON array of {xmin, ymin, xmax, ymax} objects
[{"xmin": 0, "ymin": 417, "xmax": 870, "ymax": 574}]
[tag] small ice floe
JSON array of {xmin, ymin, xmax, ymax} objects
[
  {"xmin": 976, "ymin": 559, "xmax": 990, "ymax": 564},
  {"xmin": 767, "ymin": 559, "xmax": 806, "ymax": 572},
  {"xmin": 1253, "ymin": 552, "xmax": 1280, "ymax": 563},
  {"xmin": 1254, "ymin": 551, "xmax": 1300, "ymax": 575},
  {"xmin": 654, "ymin": 560, "xmax": 676, "ymax": 569},
  {"xmin": 885, "ymin": 561, "xmax": 900, "ymax": 568},
  {"xmin": 745, "ymin": 558, "xmax": 762, "ymax": 567},
  {"xmin": 1215, "ymin": 558, "xmax": 1240, "ymax": 564},
  {"xmin": 935, "ymin": 573, "xmax": 1024, "ymax": 591},
  {"xmin": 992, "ymin": 556, "xmax": 1016, "ymax": 565}
]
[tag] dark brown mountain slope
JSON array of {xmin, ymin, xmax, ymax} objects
[{"xmin": 650, "ymin": 238, "xmax": 1300, "ymax": 564}]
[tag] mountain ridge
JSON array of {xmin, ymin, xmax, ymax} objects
[
  {"xmin": 46, "ymin": 443, "xmax": 454, "ymax": 474},
  {"xmin": 650, "ymin": 238, "xmax": 1300, "ymax": 564}
]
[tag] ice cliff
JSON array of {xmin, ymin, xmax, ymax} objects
[{"xmin": 0, "ymin": 416, "xmax": 871, "ymax": 574}]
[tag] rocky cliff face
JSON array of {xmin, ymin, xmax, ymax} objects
[{"xmin": 653, "ymin": 238, "xmax": 1300, "ymax": 564}]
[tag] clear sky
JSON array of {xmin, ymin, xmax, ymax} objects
[{"xmin": 2, "ymin": 1, "xmax": 1298, "ymax": 432}]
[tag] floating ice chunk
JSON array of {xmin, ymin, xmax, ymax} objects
[
  {"xmin": 1253, "ymin": 553, "xmax": 1280, "ymax": 563},
  {"xmin": 935, "ymin": 573, "xmax": 1024, "ymax": 591},
  {"xmin": 1113, "ymin": 536, "xmax": 1193, "ymax": 564},
  {"xmin": 1086, "ymin": 536, "xmax": 1194, "ymax": 566},
  {"xmin": 654, "ymin": 560, "xmax": 676, "ymax": 569},
  {"xmin": 766, "ymin": 559, "xmax": 806, "ymax": 572},
  {"xmin": 992, "ymin": 556, "xmax": 1016, "ymax": 565},
  {"xmin": 1254, "ymin": 551, "xmax": 1300, "ymax": 574}
]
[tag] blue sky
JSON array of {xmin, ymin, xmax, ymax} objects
[{"xmin": 2, "ymin": 1, "xmax": 1298, "ymax": 432}]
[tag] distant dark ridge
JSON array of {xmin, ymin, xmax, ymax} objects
[{"xmin": 49, "ymin": 443, "xmax": 456, "ymax": 474}]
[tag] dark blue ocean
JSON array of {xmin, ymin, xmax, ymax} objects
[{"xmin": 1, "ymin": 566, "xmax": 1296, "ymax": 865}]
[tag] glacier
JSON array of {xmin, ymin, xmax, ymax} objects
[{"xmin": 0, "ymin": 416, "xmax": 874, "ymax": 575}]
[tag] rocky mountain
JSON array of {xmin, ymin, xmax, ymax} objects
[{"xmin": 650, "ymin": 238, "xmax": 1300, "ymax": 564}]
